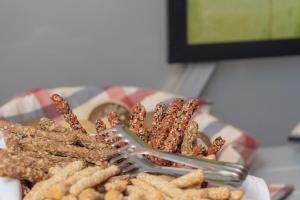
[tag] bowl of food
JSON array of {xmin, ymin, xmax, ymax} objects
[{"xmin": 0, "ymin": 86, "xmax": 268, "ymax": 200}]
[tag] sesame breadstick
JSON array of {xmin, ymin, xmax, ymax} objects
[
  {"xmin": 24, "ymin": 161, "xmax": 85, "ymax": 200},
  {"xmin": 147, "ymin": 102, "xmax": 165, "ymax": 141},
  {"xmin": 181, "ymin": 121, "xmax": 199, "ymax": 156},
  {"xmin": 131, "ymin": 179, "xmax": 164, "ymax": 200},
  {"xmin": 96, "ymin": 119, "xmax": 107, "ymax": 133},
  {"xmin": 39, "ymin": 117, "xmax": 70, "ymax": 132},
  {"xmin": 70, "ymin": 165, "xmax": 120, "ymax": 196},
  {"xmin": 126, "ymin": 185, "xmax": 146, "ymax": 200},
  {"xmin": 129, "ymin": 104, "xmax": 147, "ymax": 141},
  {"xmin": 51, "ymin": 94, "xmax": 87, "ymax": 134},
  {"xmin": 207, "ymin": 187, "xmax": 230, "ymax": 200},
  {"xmin": 207, "ymin": 136, "xmax": 226, "ymax": 155},
  {"xmin": 108, "ymin": 111, "xmax": 122, "ymax": 126},
  {"xmin": 105, "ymin": 180, "xmax": 128, "ymax": 192},
  {"xmin": 164, "ymin": 99, "xmax": 200, "ymax": 152},
  {"xmin": 171, "ymin": 169, "xmax": 204, "ymax": 188}
]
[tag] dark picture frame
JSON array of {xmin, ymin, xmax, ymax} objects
[{"xmin": 168, "ymin": 0, "xmax": 300, "ymax": 63}]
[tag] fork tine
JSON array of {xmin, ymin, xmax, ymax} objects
[
  {"xmin": 105, "ymin": 132, "xmax": 123, "ymax": 142},
  {"xmin": 122, "ymin": 163, "xmax": 139, "ymax": 174},
  {"xmin": 111, "ymin": 138, "xmax": 128, "ymax": 147},
  {"xmin": 110, "ymin": 154, "xmax": 127, "ymax": 164}
]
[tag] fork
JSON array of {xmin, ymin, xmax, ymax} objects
[{"xmin": 101, "ymin": 125, "xmax": 248, "ymax": 187}]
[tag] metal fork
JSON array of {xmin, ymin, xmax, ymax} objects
[{"xmin": 101, "ymin": 125, "xmax": 248, "ymax": 187}]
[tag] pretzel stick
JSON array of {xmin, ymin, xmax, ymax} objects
[
  {"xmin": 51, "ymin": 94, "xmax": 87, "ymax": 134},
  {"xmin": 79, "ymin": 188, "xmax": 103, "ymax": 200},
  {"xmin": 44, "ymin": 166, "xmax": 101, "ymax": 199},
  {"xmin": 181, "ymin": 121, "xmax": 199, "ymax": 156},
  {"xmin": 137, "ymin": 173, "xmax": 183, "ymax": 198},
  {"xmin": 104, "ymin": 190, "xmax": 123, "ymax": 200},
  {"xmin": 171, "ymin": 169, "xmax": 204, "ymax": 188},
  {"xmin": 70, "ymin": 165, "xmax": 120, "ymax": 196},
  {"xmin": 24, "ymin": 161, "xmax": 85, "ymax": 200},
  {"xmin": 131, "ymin": 179, "xmax": 164, "ymax": 200},
  {"xmin": 164, "ymin": 99, "xmax": 200, "ymax": 152}
]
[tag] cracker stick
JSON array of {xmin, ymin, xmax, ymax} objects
[
  {"xmin": 171, "ymin": 169, "xmax": 204, "ymax": 188},
  {"xmin": 181, "ymin": 121, "xmax": 199, "ymax": 156},
  {"xmin": 129, "ymin": 104, "xmax": 148, "ymax": 141},
  {"xmin": 207, "ymin": 137, "xmax": 226, "ymax": 155},
  {"xmin": 131, "ymin": 179, "xmax": 164, "ymax": 200},
  {"xmin": 39, "ymin": 117, "xmax": 70, "ymax": 132},
  {"xmin": 24, "ymin": 161, "xmax": 85, "ymax": 200},
  {"xmin": 44, "ymin": 166, "xmax": 101, "ymax": 199},
  {"xmin": 207, "ymin": 187, "xmax": 230, "ymax": 200},
  {"xmin": 79, "ymin": 188, "xmax": 103, "ymax": 200},
  {"xmin": 104, "ymin": 190, "xmax": 123, "ymax": 200},
  {"xmin": 164, "ymin": 99, "xmax": 200, "ymax": 153},
  {"xmin": 230, "ymin": 190, "xmax": 244, "ymax": 200},
  {"xmin": 70, "ymin": 165, "xmax": 120, "ymax": 196},
  {"xmin": 105, "ymin": 180, "xmax": 128, "ymax": 192},
  {"xmin": 51, "ymin": 94, "xmax": 87, "ymax": 134},
  {"xmin": 137, "ymin": 173, "xmax": 183, "ymax": 198}
]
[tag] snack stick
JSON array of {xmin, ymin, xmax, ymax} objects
[
  {"xmin": 0, "ymin": 120, "xmax": 37, "ymax": 136},
  {"xmin": 70, "ymin": 165, "xmax": 120, "ymax": 196},
  {"xmin": 24, "ymin": 161, "xmax": 85, "ymax": 200},
  {"xmin": 44, "ymin": 166, "xmax": 100, "ymax": 199},
  {"xmin": 181, "ymin": 121, "xmax": 199, "ymax": 156},
  {"xmin": 171, "ymin": 169, "xmax": 204, "ymax": 188},
  {"xmin": 131, "ymin": 179, "xmax": 164, "ymax": 200},
  {"xmin": 104, "ymin": 189, "xmax": 123, "ymax": 200},
  {"xmin": 129, "ymin": 104, "xmax": 147, "ymax": 141},
  {"xmin": 61, "ymin": 195, "xmax": 77, "ymax": 200},
  {"xmin": 105, "ymin": 180, "xmax": 128, "ymax": 192},
  {"xmin": 148, "ymin": 102, "xmax": 165, "ymax": 141},
  {"xmin": 137, "ymin": 173, "xmax": 183, "ymax": 198},
  {"xmin": 207, "ymin": 136, "xmax": 226, "ymax": 155},
  {"xmin": 207, "ymin": 187, "xmax": 230, "ymax": 200},
  {"xmin": 126, "ymin": 185, "xmax": 146, "ymax": 200},
  {"xmin": 39, "ymin": 117, "xmax": 70, "ymax": 132},
  {"xmin": 96, "ymin": 119, "xmax": 107, "ymax": 133},
  {"xmin": 108, "ymin": 111, "xmax": 122, "ymax": 126},
  {"xmin": 230, "ymin": 190, "xmax": 244, "ymax": 200},
  {"xmin": 51, "ymin": 94, "xmax": 87, "ymax": 134},
  {"xmin": 193, "ymin": 145, "xmax": 208, "ymax": 158},
  {"xmin": 164, "ymin": 99, "xmax": 200, "ymax": 153},
  {"xmin": 184, "ymin": 189, "xmax": 209, "ymax": 199},
  {"xmin": 79, "ymin": 188, "xmax": 103, "ymax": 200},
  {"xmin": 150, "ymin": 98, "xmax": 184, "ymax": 149}
]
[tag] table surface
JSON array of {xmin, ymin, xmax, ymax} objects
[{"xmin": 251, "ymin": 144, "xmax": 300, "ymax": 200}]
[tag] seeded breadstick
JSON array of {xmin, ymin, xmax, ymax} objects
[
  {"xmin": 230, "ymin": 190, "xmax": 244, "ymax": 200},
  {"xmin": 104, "ymin": 190, "xmax": 123, "ymax": 200},
  {"xmin": 108, "ymin": 111, "xmax": 122, "ymax": 126},
  {"xmin": 193, "ymin": 145, "xmax": 208, "ymax": 158},
  {"xmin": 6, "ymin": 135, "xmax": 109, "ymax": 164},
  {"xmin": 171, "ymin": 169, "xmax": 204, "ymax": 188},
  {"xmin": 0, "ymin": 120, "xmax": 37, "ymax": 136},
  {"xmin": 129, "ymin": 104, "xmax": 147, "ymax": 141},
  {"xmin": 207, "ymin": 187, "xmax": 230, "ymax": 200},
  {"xmin": 207, "ymin": 136, "xmax": 226, "ymax": 155},
  {"xmin": 137, "ymin": 173, "xmax": 183, "ymax": 198},
  {"xmin": 181, "ymin": 121, "xmax": 199, "ymax": 156},
  {"xmin": 70, "ymin": 165, "xmax": 120, "ymax": 196},
  {"xmin": 149, "ymin": 98, "xmax": 184, "ymax": 149},
  {"xmin": 131, "ymin": 179, "xmax": 164, "ymax": 200},
  {"xmin": 39, "ymin": 117, "xmax": 70, "ymax": 132},
  {"xmin": 96, "ymin": 119, "xmax": 107, "ymax": 133},
  {"xmin": 147, "ymin": 102, "xmax": 165, "ymax": 141},
  {"xmin": 105, "ymin": 180, "xmax": 128, "ymax": 192},
  {"xmin": 44, "ymin": 166, "xmax": 101, "ymax": 199},
  {"xmin": 164, "ymin": 99, "xmax": 200, "ymax": 153},
  {"xmin": 51, "ymin": 94, "xmax": 87, "ymax": 134},
  {"xmin": 24, "ymin": 161, "xmax": 85, "ymax": 200},
  {"xmin": 79, "ymin": 188, "xmax": 103, "ymax": 200}
]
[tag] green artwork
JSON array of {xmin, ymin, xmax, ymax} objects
[{"xmin": 188, "ymin": 0, "xmax": 300, "ymax": 45}]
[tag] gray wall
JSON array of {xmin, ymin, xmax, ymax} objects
[
  {"xmin": 1, "ymin": 0, "xmax": 300, "ymax": 146},
  {"xmin": 0, "ymin": 0, "xmax": 171, "ymax": 103}
]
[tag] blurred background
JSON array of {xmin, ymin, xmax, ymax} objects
[{"xmin": 1, "ymin": 0, "xmax": 300, "ymax": 148}]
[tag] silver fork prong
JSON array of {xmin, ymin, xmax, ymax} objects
[
  {"xmin": 110, "ymin": 154, "xmax": 127, "ymax": 164},
  {"xmin": 122, "ymin": 163, "xmax": 139, "ymax": 174},
  {"xmin": 111, "ymin": 138, "xmax": 128, "ymax": 147},
  {"xmin": 105, "ymin": 133, "xmax": 123, "ymax": 142}
]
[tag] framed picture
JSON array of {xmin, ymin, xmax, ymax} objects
[{"xmin": 168, "ymin": 0, "xmax": 300, "ymax": 63}]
